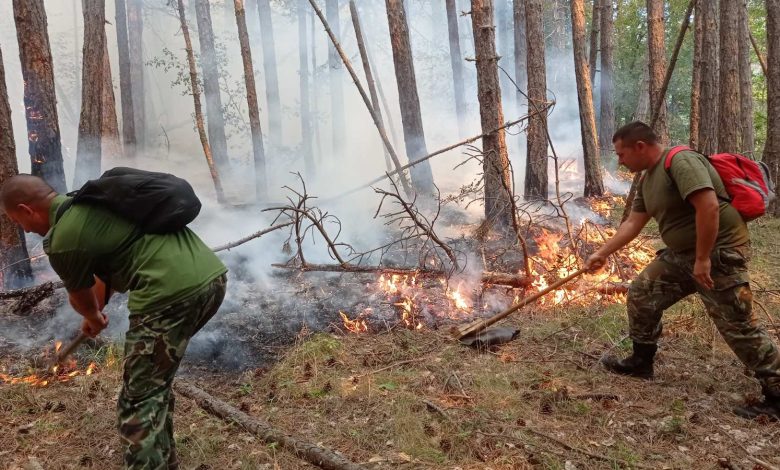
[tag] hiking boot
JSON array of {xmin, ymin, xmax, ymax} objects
[
  {"xmin": 734, "ymin": 386, "xmax": 780, "ymax": 421},
  {"xmin": 601, "ymin": 342, "xmax": 657, "ymax": 379}
]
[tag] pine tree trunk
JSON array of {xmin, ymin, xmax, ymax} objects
[
  {"xmin": 647, "ymin": 0, "xmax": 669, "ymax": 144},
  {"xmin": 12, "ymin": 0, "xmax": 67, "ymax": 193},
  {"xmin": 598, "ymin": 0, "xmax": 615, "ymax": 158},
  {"xmin": 326, "ymin": 0, "xmax": 346, "ymax": 154},
  {"xmin": 175, "ymin": 0, "xmax": 225, "ymax": 203},
  {"xmin": 718, "ymin": 0, "xmax": 740, "ymax": 153},
  {"xmin": 589, "ymin": 0, "xmax": 600, "ymax": 84},
  {"xmin": 471, "ymin": 0, "xmax": 514, "ymax": 228},
  {"xmin": 73, "ymin": 0, "xmax": 106, "ymax": 188},
  {"xmin": 0, "ymin": 45, "xmax": 32, "ymax": 289},
  {"xmin": 446, "ymin": 0, "xmax": 468, "ymax": 137},
  {"xmin": 385, "ymin": 0, "xmax": 435, "ymax": 194},
  {"xmin": 766, "ymin": 0, "xmax": 780, "ymax": 215},
  {"xmin": 571, "ymin": 0, "xmax": 604, "ymax": 197},
  {"xmin": 350, "ymin": 0, "xmax": 392, "ymax": 172},
  {"xmin": 524, "ymin": 0, "xmax": 548, "ymax": 200},
  {"xmin": 115, "ymin": 0, "xmax": 136, "ymax": 158},
  {"xmin": 690, "ymin": 5, "xmax": 703, "ymax": 150},
  {"xmin": 738, "ymin": 0, "xmax": 755, "ymax": 155},
  {"xmin": 101, "ymin": 35, "xmax": 121, "ymax": 161},
  {"xmin": 298, "ymin": 0, "xmax": 314, "ymax": 178},
  {"xmin": 634, "ymin": 53, "xmax": 650, "ymax": 121},
  {"xmin": 698, "ymin": 0, "xmax": 719, "ymax": 155},
  {"xmin": 310, "ymin": 12, "xmax": 323, "ymax": 159},
  {"xmin": 233, "ymin": 0, "xmax": 267, "ymax": 199},
  {"xmin": 513, "ymin": 0, "xmax": 528, "ymax": 97},
  {"xmin": 495, "ymin": 0, "xmax": 514, "ymax": 111},
  {"xmin": 195, "ymin": 0, "xmax": 231, "ymax": 172},
  {"xmin": 127, "ymin": 0, "xmax": 145, "ymax": 150},
  {"xmin": 257, "ymin": 0, "xmax": 282, "ymax": 148}
]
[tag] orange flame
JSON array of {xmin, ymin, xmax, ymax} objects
[{"xmin": 339, "ymin": 311, "xmax": 368, "ymax": 333}]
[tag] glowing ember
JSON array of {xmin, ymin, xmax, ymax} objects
[{"xmin": 339, "ymin": 311, "xmax": 368, "ymax": 333}]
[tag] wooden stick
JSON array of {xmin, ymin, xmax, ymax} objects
[
  {"xmin": 211, "ymin": 222, "xmax": 293, "ymax": 252},
  {"xmin": 53, "ymin": 332, "xmax": 88, "ymax": 366},
  {"xmin": 174, "ymin": 380, "xmax": 367, "ymax": 470},
  {"xmin": 749, "ymin": 30, "xmax": 768, "ymax": 77},
  {"xmin": 454, "ymin": 268, "xmax": 586, "ymax": 339}
]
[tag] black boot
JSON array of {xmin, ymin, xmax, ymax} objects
[
  {"xmin": 601, "ymin": 342, "xmax": 657, "ymax": 379},
  {"xmin": 734, "ymin": 387, "xmax": 780, "ymax": 421}
]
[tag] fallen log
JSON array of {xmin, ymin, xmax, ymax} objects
[
  {"xmin": 272, "ymin": 263, "xmax": 532, "ymax": 288},
  {"xmin": 173, "ymin": 381, "xmax": 367, "ymax": 470}
]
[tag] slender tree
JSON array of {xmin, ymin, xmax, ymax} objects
[
  {"xmin": 647, "ymin": 0, "xmax": 669, "ymax": 143},
  {"xmin": 698, "ymin": 0, "xmax": 719, "ymax": 155},
  {"xmin": 12, "ymin": 0, "xmax": 67, "ymax": 193},
  {"xmin": 589, "ymin": 0, "xmax": 600, "ymax": 84},
  {"xmin": 101, "ymin": 35, "xmax": 121, "ymax": 161},
  {"xmin": 718, "ymin": 0, "xmax": 740, "ymax": 153},
  {"xmin": 495, "ymin": 0, "xmax": 514, "ymax": 111},
  {"xmin": 234, "ymin": 0, "xmax": 267, "ymax": 198},
  {"xmin": 690, "ymin": 4, "xmax": 703, "ymax": 149},
  {"xmin": 195, "ymin": 0, "xmax": 231, "ymax": 172},
  {"xmin": 446, "ymin": 0, "xmax": 468, "ymax": 137},
  {"xmin": 0, "ymin": 45, "xmax": 33, "ymax": 289},
  {"xmin": 73, "ymin": 0, "xmax": 106, "ymax": 188},
  {"xmin": 598, "ymin": 0, "xmax": 615, "ymax": 158},
  {"xmin": 766, "ymin": 0, "xmax": 780, "ymax": 215},
  {"xmin": 115, "ymin": 0, "xmax": 136, "ymax": 158},
  {"xmin": 571, "ymin": 0, "xmax": 604, "ymax": 197},
  {"xmin": 513, "ymin": 0, "xmax": 528, "ymax": 97},
  {"xmin": 524, "ymin": 0, "xmax": 548, "ymax": 200},
  {"xmin": 326, "ymin": 0, "xmax": 346, "ymax": 154},
  {"xmin": 127, "ymin": 0, "xmax": 145, "ymax": 149},
  {"xmin": 738, "ymin": 0, "xmax": 755, "ymax": 155},
  {"xmin": 471, "ymin": 0, "xmax": 513, "ymax": 228},
  {"xmin": 385, "ymin": 0, "xmax": 435, "ymax": 194},
  {"xmin": 257, "ymin": 0, "xmax": 282, "ymax": 147},
  {"xmin": 298, "ymin": 0, "xmax": 314, "ymax": 178}
]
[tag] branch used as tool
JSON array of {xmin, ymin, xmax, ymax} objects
[{"xmin": 174, "ymin": 381, "xmax": 367, "ymax": 470}]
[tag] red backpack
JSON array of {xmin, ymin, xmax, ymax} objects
[{"xmin": 664, "ymin": 146, "xmax": 776, "ymax": 221}]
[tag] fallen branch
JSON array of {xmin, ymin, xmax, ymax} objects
[
  {"xmin": 174, "ymin": 380, "xmax": 367, "ymax": 470},
  {"xmin": 749, "ymin": 30, "xmax": 768, "ymax": 77},
  {"xmin": 211, "ymin": 222, "xmax": 293, "ymax": 252},
  {"xmin": 0, "ymin": 280, "xmax": 63, "ymax": 301}
]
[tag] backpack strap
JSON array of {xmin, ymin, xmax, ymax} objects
[{"xmin": 663, "ymin": 145, "xmax": 692, "ymax": 171}]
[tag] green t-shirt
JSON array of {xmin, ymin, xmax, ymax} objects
[
  {"xmin": 632, "ymin": 148, "xmax": 750, "ymax": 253},
  {"xmin": 43, "ymin": 195, "xmax": 227, "ymax": 314}
]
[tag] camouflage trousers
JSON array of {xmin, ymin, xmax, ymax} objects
[
  {"xmin": 118, "ymin": 274, "xmax": 227, "ymax": 470},
  {"xmin": 627, "ymin": 245, "xmax": 780, "ymax": 396}
]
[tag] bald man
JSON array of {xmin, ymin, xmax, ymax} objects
[{"xmin": 1, "ymin": 174, "xmax": 228, "ymax": 469}]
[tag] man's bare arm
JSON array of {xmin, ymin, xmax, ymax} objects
[
  {"xmin": 67, "ymin": 287, "xmax": 108, "ymax": 337},
  {"xmin": 584, "ymin": 209, "xmax": 652, "ymax": 272},
  {"xmin": 687, "ymin": 188, "xmax": 719, "ymax": 289}
]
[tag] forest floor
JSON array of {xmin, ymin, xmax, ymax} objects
[{"xmin": 2, "ymin": 212, "xmax": 780, "ymax": 470}]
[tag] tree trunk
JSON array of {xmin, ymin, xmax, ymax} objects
[
  {"xmin": 524, "ymin": 0, "xmax": 548, "ymax": 200},
  {"xmin": 647, "ymin": 0, "xmax": 669, "ymax": 144},
  {"xmin": 310, "ymin": 12, "xmax": 323, "ymax": 159},
  {"xmin": 446, "ymin": 0, "xmax": 468, "ymax": 137},
  {"xmin": 115, "ymin": 0, "xmax": 136, "ymax": 158},
  {"xmin": 385, "ymin": 0, "xmax": 435, "ymax": 194},
  {"xmin": 571, "ymin": 0, "xmax": 604, "ymax": 197},
  {"xmin": 350, "ymin": 0, "xmax": 392, "ymax": 173},
  {"xmin": 766, "ymin": 0, "xmax": 780, "ymax": 215},
  {"xmin": 738, "ymin": 0, "xmax": 755, "ymax": 155},
  {"xmin": 195, "ymin": 0, "xmax": 231, "ymax": 172},
  {"xmin": 234, "ymin": 0, "xmax": 267, "ymax": 199},
  {"xmin": 0, "ymin": 45, "xmax": 33, "ymax": 289},
  {"xmin": 101, "ymin": 34, "xmax": 121, "ymax": 162},
  {"xmin": 718, "ymin": 0, "xmax": 740, "ymax": 153},
  {"xmin": 513, "ymin": 0, "xmax": 528, "ymax": 98},
  {"xmin": 257, "ymin": 0, "xmax": 282, "ymax": 148},
  {"xmin": 634, "ymin": 53, "xmax": 650, "ymax": 121},
  {"xmin": 298, "ymin": 0, "xmax": 314, "ymax": 178},
  {"xmin": 326, "ymin": 0, "xmax": 346, "ymax": 154},
  {"xmin": 175, "ymin": 0, "xmax": 225, "ymax": 203},
  {"xmin": 73, "ymin": 0, "xmax": 106, "ymax": 188},
  {"xmin": 698, "ymin": 0, "xmax": 719, "ymax": 155},
  {"xmin": 589, "ymin": 0, "xmax": 600, "ymax": 84},
  {"xmin": 12, "ymin": 0, "xmax": 67, "ymax": 193},
  {"xmin": 495, "ymin": 0, "xmax": 514, "ymax": 111},
  {"xmin": 471, "ymin": 0, "xmax": 514, "ymax": 228},
  {"xmin": 598, "ymin": 0, "xmax": 615, "ymax": 158},
  {"xmin": 126, "ymin": 0, "xmax": 145, "ymax": 150},
  {"xmin": 690, "ymin": 4, "xmax": 703, "ymax": 149}
]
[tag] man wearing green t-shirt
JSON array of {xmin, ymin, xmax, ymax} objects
[
  {"xmin": 1, "ymin": 174, "xmax": 228, "ymax": 468},
  {"xmin": 584, "ymin": 122, "xmax": 780, "ymax": 421}
]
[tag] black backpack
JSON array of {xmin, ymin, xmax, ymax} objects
[{"xmin": 57, "ymin": 167, "xmax": 202, "ymax": 233}]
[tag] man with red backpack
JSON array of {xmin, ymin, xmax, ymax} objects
[{"xmin": 584, "ymin": 121, "xmax": 780, "ymax": 421}]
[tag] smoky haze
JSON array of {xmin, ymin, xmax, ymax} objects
[{"xmin": 0, "ymin": 0, "xmax": 612, "ymax": 368}]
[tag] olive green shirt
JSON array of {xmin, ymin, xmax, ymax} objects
[
  {"xmin": 43, "ymin": 195, "xmax": 227, "ymax": 315},
  {"xmin": 632, "ymin": 148, "xmax": 750, "ymax": 253}
]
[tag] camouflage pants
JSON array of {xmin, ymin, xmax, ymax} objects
[
  {"xmin": 117, "ymin": 274, "xmax": 227, "ymax": 469},
  {"xmin": 627, "ymin": 245, "xmax": 780, "ymax": 396}
]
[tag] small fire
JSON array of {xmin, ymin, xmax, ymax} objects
[
  {"xmin": 395, "ymin": 296, "xmax": 422, "ymax": 330},
  {"xmin": 0, "ymin": 362, "xmax": 98, "ymax": 387},
  {"xmin": 339, "ymin": 311, "xmax": 368, "ymax": 333},
  {"xmin": 377, "ymin": 274, "xmax": 416, "ymax": 295}
]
